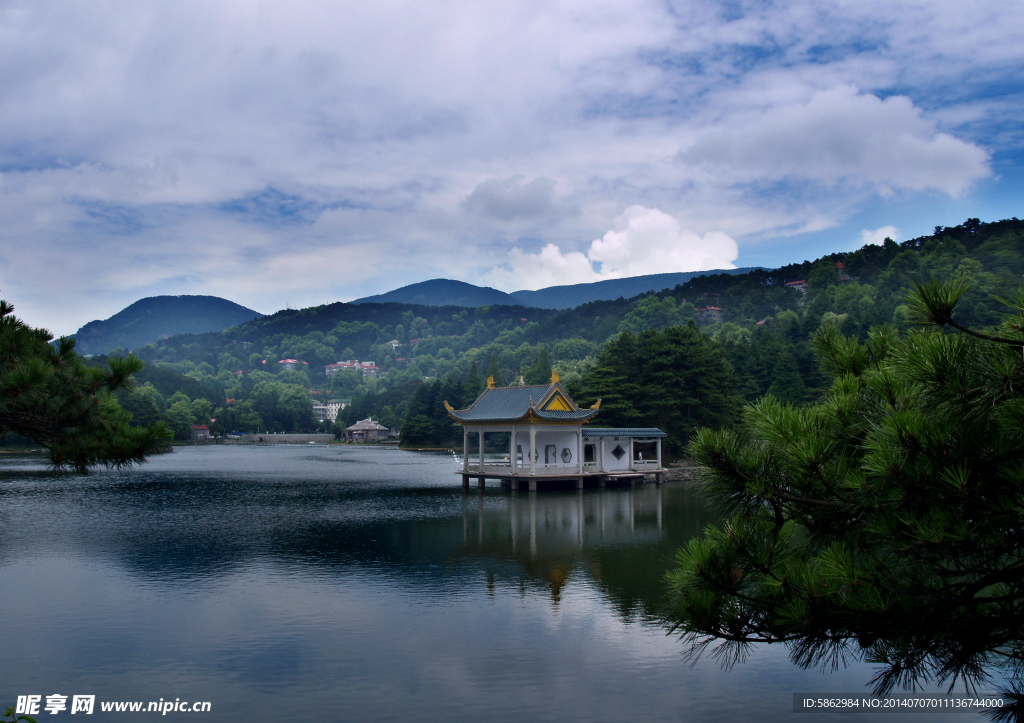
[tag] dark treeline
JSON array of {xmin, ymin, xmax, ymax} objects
[{"xmin": 92, "ymin": 217, "xmax": 1023, "ymax": 447}]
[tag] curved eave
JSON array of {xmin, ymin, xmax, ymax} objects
[
  {"xmin": 529, "ymin": 408, "xmax": 599, "ymax": 422},
  {"xmin": 448, "ymin": 408, "xmax": 599, "ymax": 425}
]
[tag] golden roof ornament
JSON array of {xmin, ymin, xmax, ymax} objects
[
  {"xmin": 486, "ymin": 375, "xmax": 495, "ymax": 389},
  {"xmin": 550, "ymin": 370, "xmax": 560, "ymax": 384}
]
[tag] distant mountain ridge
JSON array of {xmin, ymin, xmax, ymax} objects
[
  {"xmin": 351, "ymin": 279, "xmax": 526, "ymax": 307},
  {"xmin": 510, "ymin": 268, "xmax": 768, "ymax": 309},
  {"xmin": 73, "ymin": 295, "xmax": 263, "ymax": 355},
  {"xmin": 80, "ymin": 269, "xmax": 770, "ymax": 355},
  {"xmin": 350, "ymin": 268, "xmax": 769, "ymax": 310}
]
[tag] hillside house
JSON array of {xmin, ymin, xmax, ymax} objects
[
  {"xmin": 190, "ymin": 424, "xmax": 212, "ymax": 442},
  {"xmin": 325, "ymin": 360, "xmax": 379, "ymax": 379},
  {"xmin": 312, "ymin": 399, "xmax": 347, "ymax": 423},
  {"xmin": 345, "ymin": 418, "xmax": 390, "ymax": 443},
  {"xmin": 696, "ymin": 306, "xmax": 724, "ymax": 324},
  {"xmin": 325, "ymin": 360, "xmax": 358, "ymax": 377}
]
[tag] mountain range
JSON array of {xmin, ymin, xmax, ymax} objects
[
  {"xmin": 73, "ymin": 268, "xmax": 767, "ymax": 354},
  {"xmin": 350, "ymin": 279, "xmax": 521, "ymax": 308},
  {"xmin": 508, "ymin": 268, "xmax": 766, "ymax": 309},
  {"xmin": 351, "ymin": 267, "xmax": 766, "ymax": 310}
]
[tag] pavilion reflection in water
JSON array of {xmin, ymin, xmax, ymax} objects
[{"xmin": 458, "ymin": 484, "xmax": 670, "ymax": 605}]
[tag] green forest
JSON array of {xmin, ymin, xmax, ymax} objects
[{"xmin": 87, "ymin": 217, "xmax": 1023, "ymax": 452}]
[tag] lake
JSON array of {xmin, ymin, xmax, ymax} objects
[{"xmin": 0, "ymin": 445, "xmax": 988, "ymax": 721}]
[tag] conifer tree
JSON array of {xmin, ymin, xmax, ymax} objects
[
  {"xmin": 524, "ymin": 346, "xmax": 552, "ymax": 385},
  {"xmin": 582, "ymin": 326, "xmax": 741, "ymax": 451},
  {"xmin": 438, "ymin": 373, "xmax": 464, "ymax": 445},
  {"xmin": 764, "ymin": 347, "xmax": 808, "ymax": 404},
  {"xmin": 635, "ymin": 324, "xmax": 742, "ymax": 448},
  {"xmin": 580, "ymin": 330, "xmax": 643, "ymax": 427},
  {"xmin": 0, "ymin": 299, "xmax": 171, "ymax": 472},
  {"xmin": 666, "ymin": 278, "xmax": 1024, "ymax": 716},
  {"xmin": 464, "ymin": 360, "xmax": 483, "ymax": 404},
  {"xmin": 399, "ymin": 381, "xmax": 436, "ymax": 446},
  {"xmin": 486, "ymin": 353, "xmax": 502, "ymax": 386}
]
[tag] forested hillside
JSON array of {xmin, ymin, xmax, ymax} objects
[
  {"xmin": 73, "ymin": 295, "xmax": 263, "ymax": 356},
  {"xmin": 510, "ymin": 267, "xmax": 765, "ymax": 309},
  {"xmin": 110, "ymin": 218, "xmax": 1022, "ymax": 449}
]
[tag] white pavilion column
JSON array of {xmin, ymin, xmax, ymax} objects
[
  {"xmin": 656, "ymin": 438, "xmax": 662, "ymax": 469},
  {"xmin": 576, "ymin": 429, "xmax": 582, "ymax": 473},
  {"xmin": 463, "ymin": 428, "xmax": 469, "ymax": 472},
  {"xmin": 529, "ymin": 427, "xmax": 536, "ymax": 476},
  {"xmin": 478, "ymin": 429, "xmax": 485, "ymax": 472},
  {"xmin": 510, "ymin": 424, "xmax": 517, "ymax": 473}
]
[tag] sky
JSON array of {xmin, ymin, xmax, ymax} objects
[{"xmin": 1, "ymin": 0, "xmax": 1022, "ymax": 336}]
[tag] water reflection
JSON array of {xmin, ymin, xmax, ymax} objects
[
  {"xmin": 0, "ymin": 447, "xmax": 708, "ymax": 620},
  {"xmin": 0, "ymin": 447, "xmax": 975, "ymax": 722},
  {"xmin": 453, "ymin": 486, "xmax": 696, "ymax": 609}
]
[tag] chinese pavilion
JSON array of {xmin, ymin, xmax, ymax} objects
[{"xmin": 445, "ymin": 372, "xmax": 666, "ymax": 490}]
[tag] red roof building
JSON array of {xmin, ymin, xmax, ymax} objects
[{"xmin": 696, "ymin": 306, "xmax": 724, "ymax": 324}]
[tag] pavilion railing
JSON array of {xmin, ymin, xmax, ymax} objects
[
  {"xmin": 630, "ymin": 460, "xmax": 660, "ymax": 471},
  {"xmin": 465, "ymin": 462, "xmax": 585, "ymax": 476}
]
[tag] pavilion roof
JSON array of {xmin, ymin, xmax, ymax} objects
[
  {"xmin": 446, "ymin": 377, "xmax": 599, "ymax": 424},
  {"xmin": 346, "ymin": 418, "xmax": 389, "ymax": 432}
]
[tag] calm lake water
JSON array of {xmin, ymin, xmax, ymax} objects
[{"xmin": 0, "ymin": 446, "xmax": 989, "ymax": 721}]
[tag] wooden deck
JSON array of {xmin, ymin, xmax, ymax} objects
[{"xmin": 458, "ymin": 468, "xmax": 665, "ymax": 491}]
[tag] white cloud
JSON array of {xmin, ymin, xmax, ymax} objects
[
  {"xmin": 681, "ymin": 85, "xmax": 990, "ymax": 196},
  {"xmin": 0, "ymin": 0, "xmax": 1020, "ymax": 333},
  {"xmin": 860, "ymin": 225, "xmax": 900, "ymax": 247},
  {"xmin": 589, "ymin": 206, "xmax": 738, "ymax": 276},
  {"xmin": 484, "ymin": 206, "xmax": 738, "ymax": 291},
  {"xmin": 497, "ymin": 244, "xmax": 598, "ymax": 290},
  {"xmin": 463, "ymin": 176, "xmax": 576, "ymax": 221}
]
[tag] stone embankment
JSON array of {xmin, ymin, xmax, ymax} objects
[
  {"xmin": 239, "ymin": 433, "xmax": 335, "ymax": 444},
  {"xmin": 661, "ymin": 462, "xmax": 705, "ymax": 487}
]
